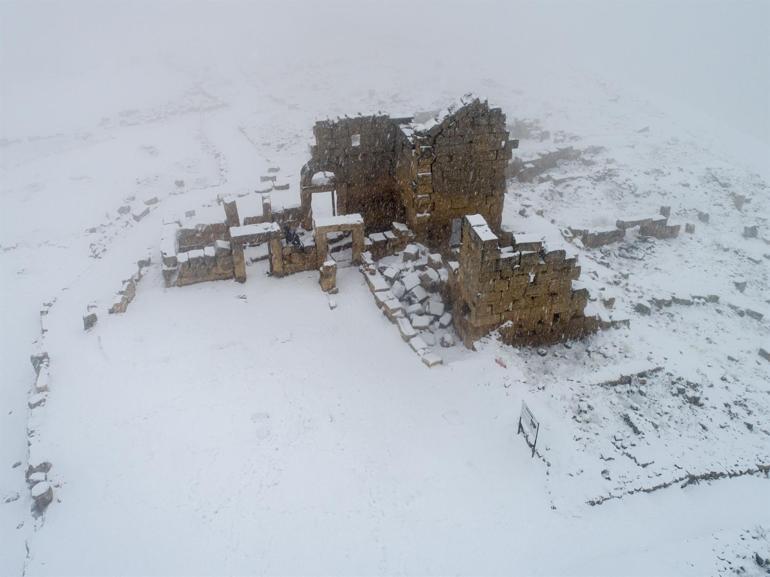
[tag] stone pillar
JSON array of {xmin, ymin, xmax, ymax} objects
[
  {"xmin": 223, "ymin": 200, "xmax": 240, "ymax": 228},
  {"xmin": 232, "ymin": 244, "xmax": 246, "ymax": 283},
  {"xmin": 300, "ymin": 188, "xmax": 313, "ymax": 230},
  {"xmin": 268, "ymin": 238, "xmax": 284, "ymax": 277},
  {"xmin": 319, "ymin": 260, "xmax": 337, "ymax": 292},
  {"xmin": 351, "ymin": 226, "xmax": 364, "ymax": 264},
  {"xmin": 261, "ymin": 194, "xmax": 272, "ymax": 221},
  {"xmin": 315, "ymin": 231, "xmax": 328, "ymax": 266}
]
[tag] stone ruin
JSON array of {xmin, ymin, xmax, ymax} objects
[{"xmin": 159, "ymin": 96, "xmax": 603, "ymax": 354}]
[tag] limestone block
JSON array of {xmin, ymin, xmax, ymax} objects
[
  {"xmin": 30, "ymin": 349, "xmax": 49, "ymax": 375},
  {"xmin": 409, "ymin": 285, "xmax": 429, "ymax": 303},
  {"xmin": 440, "ymin": 333, "xmax": 455, "ymax": 347},
  {"xmin": 31, "ymin": 481, "xmax": 53, "ymax": 514},
  {"xmin": 397, "ymin": 318, "xmax": 417, "ymax": 341},
  {"xmin": 34, "ymin": 365, "xmax": 50, "ymax": 393},
  {"xmin": 743, "ymin": 225, "xmax": 758, "ymax": 238},
  {"xmin": 382, "ymin": 299, "xmax": 403, "ymax": 322},
  {"xmin": 421, "ymin": 352, "xmax": 443, "ymax": 367},
  {"xmin": 232, "ymin": 245, "xmax": 246, "ymax": 283},
  {"xmin": 426, "ymin": 300, "xmax": 445, "ymax": 317},
  {"xmin": 391, "ymin": 281, "xmax": 406, "ymax": 300},
  {"xmin": 405, "ymin": 303, "xmax": 423, "ymax": 316},
  {"xmin": 28, "ymin": 393, "xmax": 46, "ymax": 409},
  {"xmin": 409, "ymin": 335, "xmax": 428, "ymax": 352},
  {"xmin": 402, "ymin": 244, "xmax": 420, "ymax": 261},
  {"xmin": 419, "ymin": 268, "xmax": 439, "ymax": 289},
  {"xmin": 411, "ymin": 315, "xmax": 432, "ymax": 330},
  {"xmin": 319, "ymin": 260, "xmax": 337, "ymax": 292},
  {"xmin": 365, "ymin": 271, "xmax": 390, "ymax": 293},
  {"xmin": 439, "ymin": 312, "xmax": 453, "ymax": 328},
  {"xmin": 83, "ymin": 312, "xmax": 97, "ymax": 331}
]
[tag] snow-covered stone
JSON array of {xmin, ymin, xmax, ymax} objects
[
  {"xmin": 421, "ymin": 352, "xmax": 443, "ymax": 367},
  {"xmin": 409, "ymin": 336, "xmax": 428, "ymax": 352},
  {"xmin": 402, "ymin": 272, "xmax": 421, "ymax": 292},
  {"xmin": 426, "ymin": 300, "xmax": 445, "ymax": 317},
  {"xmin": 397, "ymin": 318, "xmax": 417, "ymax": 341}
]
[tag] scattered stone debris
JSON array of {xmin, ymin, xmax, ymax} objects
[{"xmin": 155, "ymin": 97, "xmax": 613, "ymax": 355}]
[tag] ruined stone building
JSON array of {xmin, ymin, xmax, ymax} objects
[
  {"xmin": 160, "ymin": 97, "xmax": 600, "ymax": 350},
  {"xmin": 300, "ymin": 98, "xmax": 514, "ymax": 249}
]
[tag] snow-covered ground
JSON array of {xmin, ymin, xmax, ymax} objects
[{"xmin": 2, "ymin": 1, "xmax": 769, "ymax": 575}]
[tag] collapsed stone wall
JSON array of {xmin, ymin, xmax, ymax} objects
[
  {"xmin": 402, "ymin": 99, "xmax": 514, "ymax": 248},
  {"xmin": 451, "ymin": 214, "xmax": 598, "ymax": 347},
  {"xmin": 301, "ymin": 115, "xmax": 411, "ymax": 233}
]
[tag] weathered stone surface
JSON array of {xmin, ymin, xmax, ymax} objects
[
  {"xmin": 28, "ymin": 393, "xmax": 47, "ymax": 409},
  {"xmin": 421, "ymin": 352, "xmax": 443, "ymax": 367},
  {"xmin": 451, "ymin": 215, "xmax": 598, "ymax": 348},
  {"xmin": 30, "ymin": 481, "xmax": 53, "ymax": 514},
  {"xmin": 83, "ymin": 312, "xmax": 97, "ymax": 331},
  {"xmin": 571, "ymin": 227, "xmax": 625, "ymax": 248},
  {"xmin": 300, "ymin": 98, "xmax": 510, "ymax": 247},
  {"xmin": 319, "ymin": 260, "xmax": 337, "ymax": 292}
]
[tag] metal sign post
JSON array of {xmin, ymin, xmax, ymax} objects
[{"xmin": 518, "ymin": 400, "xmax": 540, "ymax": 458}]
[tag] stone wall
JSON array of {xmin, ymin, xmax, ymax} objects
[
  {"xmin": 451, "ymin": 214, "xmax": 598, "ymax": 347},
  {"xmin": 301, "ymin": 97, "xmax": 515, "ymax": 252},
  {"xmin": 301, "ymin": 115, "xmax": 411, "ymax": 233},
  {"xmin": 402, "ymin": 99, "xmax": 514, "ymax": 247},
  {"xmin": 176, "ymin": 241, "xmax": 235, "ymax": 286}
]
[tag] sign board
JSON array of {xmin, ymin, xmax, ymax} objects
[{"xmin": 518, "ymin": 400, "xmax": 540, "ymax": 458}]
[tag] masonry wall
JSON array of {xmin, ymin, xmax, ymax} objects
[
  {"xmin": 452, "ymin": 215, "xmax": 598, "ymax": 347},
  {"xmin": 302, "ymin": 116, "xmax": 411, "ymax": 233},
  {"xmin": 403, "ymin": 100, "xmax": 513, "ymax": 248}
]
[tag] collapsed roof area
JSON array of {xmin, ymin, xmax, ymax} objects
[{"xmin": 158, "ymin": 97, "xmax": 600, "ymax": 355}]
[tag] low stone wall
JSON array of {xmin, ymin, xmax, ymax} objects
[
  {"xmin": 569, "ymin": 227, "xmax": 625, "ymax": 248},
  {"xmin": 177, "ymin": 241, "xmax": 235, "ymax": 286},
  {"xmin": 639, "ymin": 217, "xmax": 681, "ymax": 239},
  {"xmin": 452, "ymin": 214, "xmax": 598, "ymax": 347},
  {"xmin": 162, "ymin": 222, "xmax": 236, "ymax": 287}
]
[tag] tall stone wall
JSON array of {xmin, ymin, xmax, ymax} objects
[
  {"xmin": 301, "ymin": 116, "xmax": 411, "ymax": 233},
  {"xmin": 403, "ymin": 99, "xmax": 514, "ymax": 248},
  {"xmin": 452, "ymin": 215, "xmax": 598, "ymax": 347},
  {"xmin": 300, "ymin": 98, "xmax": 515, "ymax": 251}
]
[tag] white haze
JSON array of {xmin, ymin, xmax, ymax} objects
[{"xmin": 2, "ymin": 0, "xmax": 768, "ymax": 171}]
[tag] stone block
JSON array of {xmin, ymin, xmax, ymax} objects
[
  {"xmin": 421, "ymin": 352, "xmax": 443, "ymax": 367},
  {"xmin": 83, "ymin": 312, "xmax": 97, "ymax": 331},
  {"xmin": 319, "ymin": 260, "xmax": 337, "ymax": 292}
]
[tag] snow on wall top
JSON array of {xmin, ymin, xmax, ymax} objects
[
  {"xmin": 314, "ymin": 213, "xmax": 364, "ymax": 229},
  {"xmin": 229, "ymin": 222, "xmax": 281, "ymax": 239}
]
